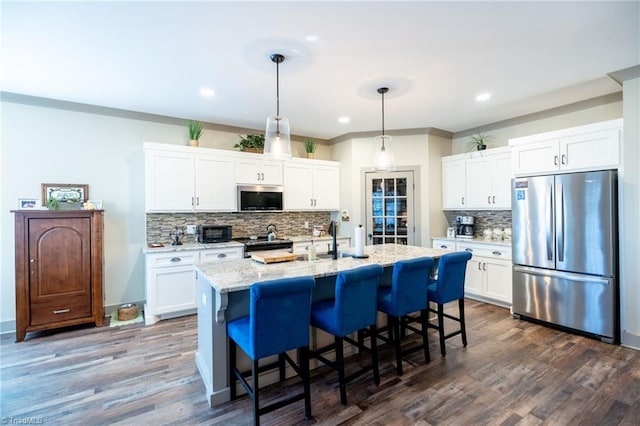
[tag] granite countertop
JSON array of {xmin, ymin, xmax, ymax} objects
[
  {"xmin": 288, "ymin": 235, "xmax": 351, "ymax": 243},
  {"xmin": 432, "ymin": 236, "xmax": 512, "ymax": 246},
  {"xmin": 197, "ymin": 244, "xmax": 447, "ymax": 294},
  {"xmin": 142, "ymin": 241, "xmax": 244, "ymax": 254}
]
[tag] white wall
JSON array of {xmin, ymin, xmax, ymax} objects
[{"xmin": 621, "ymin": 77, "xmax": 640, "ymax": 348}]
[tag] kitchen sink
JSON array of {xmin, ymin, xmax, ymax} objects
[{"xmin": 297, "ymin": 251, "xmax": 352, "ymax": 261}]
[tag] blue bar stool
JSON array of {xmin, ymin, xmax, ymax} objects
[
  {"xmin": 309, "ymin": 264, "xmax": 384, "ymax": 405},
  {"xmin": 377, "ymin": 257, "xmax": 435, "ymax": 375},
  {"xmin": 427, "ymin": 251, "xmax": 473, "ymax": 356},
  {"xmin": 227, "ymin": 276, "xmax": 315, "ymax": 425}
]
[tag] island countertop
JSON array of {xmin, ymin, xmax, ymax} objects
[{"xmin": 197, "ymin": 243, "xmax": 449, "ymax": 294}]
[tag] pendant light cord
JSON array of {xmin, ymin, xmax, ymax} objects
[{"xmin": 276, "ymin": 59, "xmax": 280, "ymax": 117}]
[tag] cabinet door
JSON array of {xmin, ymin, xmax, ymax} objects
[
  {"xmin": 511, "ymin": 139, "xmax": 559, "ymax": 176},
  {"xmin": 195, "ymin": 155, "xmax": 236, "ymax": 211},
  {"xmin": 284, "ymin": 164, "xmax": 314, "ymax": 210},
  {"xmin": 146, "ymin": 150, "xmax": 195, "ymax": 211},
  {"xmin": 484, "ymin": 258, "xmax": 512, "ymax": 304},
  {"xmin": 235, "ymin": 158, "xmax": 263, "ymax": 184},
  {"xmin": 313, "ymin": 165, "xmax": 340, "ymax": 210},
  {"xmin": 147, "ymin": 266, "xmax": 196, "ymax": 315},
  {"xmin": 261, "ymin": 161, "xmax": 284, "ymax": 185},
  {"xmin": 442, "ymin": 158, "xmax": 466, "ymax": 209},
  {"xmin": 464, "ymin": 257, "xmax": 484, "ymax": 297},
  {"xmin": 492, "ymin": 154, "xmax": 512, "ymax": 209},
  {"xmin": 28, "ymin": 217, "xmax": 92, "ymax": 325},
  {"xmin": 561, "ymin": 129, "xmax": 620, "ymax": 171},
  {"xmin": 466, "ymin": 157, "xmax": 493, "ymax": 208}
]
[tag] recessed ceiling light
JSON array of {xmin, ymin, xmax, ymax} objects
[
  {"xmin": 200, "ymin": 88, "xmax": 215, "ymax": 97},
  {"xmin": 476, "ymin": 92, "xmax": 491, "ymax": 102},
  {"xmin": 338, "ymin": 117, "xmax": 350, "ymax": 124},
  {"xmin": 305, "ymin": 35, "xmax": 320, "ymax": 43}
]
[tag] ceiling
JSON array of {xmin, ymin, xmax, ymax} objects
[{"xmin": 2, "ymin": 1, "xmax": 638, "ymax": 140}]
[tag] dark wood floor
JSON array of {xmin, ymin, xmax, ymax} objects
[{"xmin": 1, "ymin": 300, "xmax": 639, "ymax": 425}]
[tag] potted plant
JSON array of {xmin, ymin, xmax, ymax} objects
[
  {"xmin": 303, "ymin": 138, "xmax": 317, "ymax": 159},
  {"xmin": 469, "ymin": 132, "xmax": 490, "ymax": 151},
  {"xmin": 188, "ymin": 121, "xmax": 203, "ymax": 147},
  {"xmin": 235, "ymin": 133, "xmax": 265, "ymax": 153}
]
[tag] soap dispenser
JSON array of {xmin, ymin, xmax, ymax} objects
[{"xmin": 307, "ymin": 240, "xmax": 317, "ymax": 261}]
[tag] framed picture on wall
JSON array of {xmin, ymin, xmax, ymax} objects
[{"xmin": 41, "ymin": 183, "xmax": 88, "ymax": 208}]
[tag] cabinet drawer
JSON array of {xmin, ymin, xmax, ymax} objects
[
  {"xmin": 30, "ymin": 296, "xmax": 92, "ymax": 326},
  {"xmin": 432, "ymin": 239, "xmax": 455, "ymax": 250},
  {"xmin": 457, "ymin": 243, "xmax": 512, "ymax": 260},
  {"xmin": 148, "ymin": 252, "xmax": 198, "ymax": 267},
  {"xmin": 200, "ymin": 248, "xmax": 243, "ymax": 264}
]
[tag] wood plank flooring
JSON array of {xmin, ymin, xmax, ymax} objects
[{"xmin": 1, "ymin": 300, "xmax": 639, "ymax": 425}]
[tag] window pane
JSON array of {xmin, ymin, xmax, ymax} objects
[
  {"xmin": 397, "ymin": 237, "xmax": 408, "ymax": 245},
  {"xmin": 385, "ymin": 237, "xmax": 396, "ymax": 244},
  {"xmin": 396, "ymin": 178, "xmax": 407, "ymax": 197},
  {"xmin": 396, "ymin": 199, "xmax": 407, "ymax": 217},
  {"xmin": 372, "ymin": 217, "xmax": 383, "ymax": 235},
  {"xmin": 373, "ymin": 237, "xmax": 384, "ymax": 245},
  {"xmin": 384, "ymin": 179, "xmax": 395, "ymax": 196},
  {"xmin": 385, "ymin": 217, "xmax": 395, "ymax": 234},
  {"xmin": 372, "ymin": 178, "xmax": 383, "ymax": 196}
]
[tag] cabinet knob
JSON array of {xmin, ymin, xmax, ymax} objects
[
  {"xmin": 488, "ymin": 195, "xmax": 491, "ymax": 204},
  {"xmin": 492, "ymin": 251, "xmax": 502, "ymax": 256},
  {"xmin": 554, "ymin": 155, "xmax": 559, "ymax": 166},
  {"xmin": 462, "ymin": 196, "xmax": 465, "ymax": 205},
  {"xmin": 53, "ymin": 308, "xmax": 70, "ymax": 314},
  {"xmin": 561, "ymin": 154, "xmax": 567, "ymax": 165},
  {"xmin": 465, "ymin": 248, "xmax": 473, "ymax": 252},
  {"xmin": 170, "ymin": 257, "xmax": 181, "ymax": 262},
  {"xmin": 217, "ymin": 253, "xmax": 227, "ymax": 258},
  {"xmin": 440, "ymin": 245, "xmax": 448, "ymax": 249},
  {"xmin": 492, "ymin": 195, "xmax": 496, "ymax": 204}
]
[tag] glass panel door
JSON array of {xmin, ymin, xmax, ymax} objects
[{"xmin": 365, "ymin": 171, "xmax": 414, "ymax": 245}]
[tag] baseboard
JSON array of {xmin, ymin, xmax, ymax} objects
[
  {"xmin": 0, "ymin": 300, "xmax": 146, "ymax": 336},
  {"xmin": 622, "ymin": 330, "xmax": 640, "ymax": 350},
  {"xmin": 0, "ymin": 319, "xmax": 16, "ymax": 335}
]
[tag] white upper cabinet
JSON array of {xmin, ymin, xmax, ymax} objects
[
  {"xmin": 144, "ymin": 143, "xmax": 236, "ymax": 212},
  {"xmin": 195, "ymin": 154, "xmax": 236, "ymax": 211},
  {"xmin": 284, "ymin": 160, "xmax": 340, "ymax": 211},
  {"xmin": 442, "ymin": 156, "xmax": 467, "ymax": 210},
  {"xmin": 465, "ymin": 148, "xmax": 511, "ymax": 209},
  {"xmin": 442, "ymin": 147, "xmax": 511, "ymax": 211},
  {"xmin": 235, "ymin": 156, "xmax": 283, "ymax": 185},
  {"xmin": 510, "ymin": 119, "xmax": 622, "ymax": 176}
]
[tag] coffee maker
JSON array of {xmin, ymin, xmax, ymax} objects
[{"xmin": 455, "ymin": 215, "xmax": 475, "ymax": 239}]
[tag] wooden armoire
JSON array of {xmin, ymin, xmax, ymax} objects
[{"xmin": 13, "ymin": 210, "xmax": 104, "ymax": 342}]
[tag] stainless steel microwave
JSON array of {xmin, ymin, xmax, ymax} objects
[{"xmin": 237, "ymin": 185, "xmax": 283, "ymax": 212}]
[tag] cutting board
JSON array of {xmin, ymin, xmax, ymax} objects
[{"xmin": 251, "ymin": 250, "xmax": 298, "ymax": 264}]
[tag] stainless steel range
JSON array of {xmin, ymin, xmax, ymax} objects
[{"xmin": 233, "ymin": 236, "xmax": 294, "ymax": 258}]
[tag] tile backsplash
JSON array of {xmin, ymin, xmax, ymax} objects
[
  {"xmin": 146, "ymin": 211, "xmax": 332, "ymax": 244},
  {"xmin": 444, "ymin": 210, "xmax": 512, "ymax": 238}
]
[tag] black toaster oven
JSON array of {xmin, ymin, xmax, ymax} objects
[{"xmin": 197, "ymin": 225, "xmax": 232, "ymax": 243}]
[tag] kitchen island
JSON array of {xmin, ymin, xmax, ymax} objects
[{"xmin": 195, "ymin": 243, "xmax": 449, "ymax": 407}]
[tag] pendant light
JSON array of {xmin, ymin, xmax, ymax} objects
[
  {"xmin": 374, "ymin": 87, "xmax": 394, "ymax": 170},
  {"xmin": 264, "ymin": 53, "xmax": 292, "ymax": 161}
]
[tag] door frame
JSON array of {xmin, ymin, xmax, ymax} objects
[{"xmin": 361, "ymin": 165, "xmax": 422, "ymax": 246}]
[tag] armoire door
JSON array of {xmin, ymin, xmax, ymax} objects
[{"xmin": 28, "ymin": 217, "xmax": 92, "ymax": 325}]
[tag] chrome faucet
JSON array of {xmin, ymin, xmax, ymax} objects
[{"xmin": 328, "ymin": 220, "xmax": 338, "ymax": 260}]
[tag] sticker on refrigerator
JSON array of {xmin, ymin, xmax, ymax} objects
[
  {"xmin": 516, "ymin": 190, "xmax": 526, "ymax": 201},
  {"xmin": 514, "ymin": 181, "xmax": 529, "ymax": 188}
]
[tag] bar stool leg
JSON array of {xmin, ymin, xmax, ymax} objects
[
  {"xmin": 252, "ymin": 359, "xmax": 260, "ymax": 426},
  {"xmin": 370, "ymin": 324, "xmax": 380, "ymax": 385},
  {"xmin": 335, "ymin": 336, "xmax": 347, "ymax": 405},
  {"xmin": 459, "ymin": 298, "xmax": 467, "ymax": 347},
  {"xmin": 420, "ymin": 309, "xmax": 431, "ymax": 363},
  {"xmin": 300, "ymin": 347, "xmax": 312, "ymax": 419},
  {"xmin": 229, "ymin": 339, "xmax": 237, "ymax": 400},
  {"xmin": 391, "ymin": 317, "xmax": 403, "ymax": 375},
  {"xmin": 437, "ymin": 303, "xmax": 446, "ymax": 357}
]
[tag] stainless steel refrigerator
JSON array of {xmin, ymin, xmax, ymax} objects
[{"xmin": 511, "ymin": 170, "xmax": 619, "ymax": 343}]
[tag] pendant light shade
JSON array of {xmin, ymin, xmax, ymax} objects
[
  {"xmin": 264, "ymin": 53, "xmax": 292, "ymax": 161},
  {"xmin": 373, "ymin": 87, "xmax": 394, "ymax": 170}
]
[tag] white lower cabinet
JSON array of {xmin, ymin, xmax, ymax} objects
[
  {"xmin": 457, "ymin": 241, "xmax": 512, "ymax": 306},
  {"xmin": 431, "ymin": 239, "xmax": 512, "ymax": 307},
  {"xmin": 145, "ymin": 246, "xmax": 243, "ymax": 325}
]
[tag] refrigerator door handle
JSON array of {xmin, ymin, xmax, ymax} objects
[
  {"xmin": 546, "ymin": 183, "xmax": 553, "ymax": 261},
  {"xmin": 557, "ymin": 183, "xmax": 564, "ymax": 262}
]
